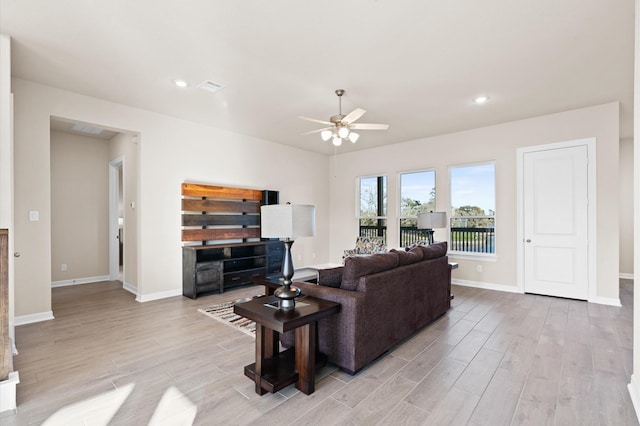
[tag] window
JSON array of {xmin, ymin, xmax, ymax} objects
[
  {"xmin": 450, "ymin": 163, "xmax": 495, "ymax": 253},
  {"xmin": 399, "ymin": 170, "xmax": 435, "ymax": 247},
  {"xmin": 358, "ymin": 175, "xmax": 387, "ymax": 241}
]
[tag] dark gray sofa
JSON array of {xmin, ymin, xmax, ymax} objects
[{"xmin": 284, "ymin": 241, "xmax": 451, "ymax": 374}]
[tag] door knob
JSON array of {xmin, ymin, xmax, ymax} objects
[
  {"xmin": 525, "ymin": 239, "xmax": 531, "ymax": 243},
  {"xmin": 14, "ymin": 252, "xmax": 20, "ymax": 257}
]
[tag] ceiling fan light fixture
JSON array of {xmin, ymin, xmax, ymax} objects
[
  {"xmin": 348, "ymin": 132, "xmax": 359, "ymax": 143},
  {"xmin": 320, "ymin": 130, "xmax": 333, "ymax": 141},
  {"xmin": 332, "ymin": 137, "xmax": 342, "ymax": 146},
  {"xmin": 338, "ymin": 126, "xmax": 350, "ymax": 138}
]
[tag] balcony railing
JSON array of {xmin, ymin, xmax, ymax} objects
[
  {"xmin": 450, "ymin": 227, "xmax": 495, "ymax": 253},
  {"xmin": 360, "ymin": 225, "xmax": 495, "ymax": 254},
  {"xmin": 359, "ymin": 225, "xmax": 387, "ymax": 240}
]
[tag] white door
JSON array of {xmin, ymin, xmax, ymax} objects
[{"xmin": 523, "ymin": 145, "xmax": 589, "ymax": 300}]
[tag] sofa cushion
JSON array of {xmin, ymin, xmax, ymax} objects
[
  {"xmin": 341, "ymin": 252, "xmax": 399, "ymax": 291},
  {"xmin": 390, "ymin": 247, "xmax": 423, "ymax": 266},
  {"xmin": 419, "ymin": 241, "xmax": 448, "ymax": 260},
  {"xmin": 317, "ymin": 266, "xmax": 343, "ymax": 288}
]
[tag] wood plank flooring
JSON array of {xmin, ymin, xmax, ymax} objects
[{"xmin": 1, "ymin": 279, "xmax": 636, "ymax": 425}]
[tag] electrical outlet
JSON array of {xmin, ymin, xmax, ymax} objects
[
  {"xmin": 476, "ymin": 264, "xmax": 483, "ymax": 272},
  {"xmin": 61, "ymin": 264, "xmax": 67, "ymax": 272}
]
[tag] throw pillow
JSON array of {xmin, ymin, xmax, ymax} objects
[
  {"xmin": 390, "ymin": 247, "xmax": 424, "ymax": 265},
  {"xmin": 317, "ymin": 266, "xmax": 343, "ymax": 288},
  {"xmin": 419, "ymin": 241, "xmax": 448, "ymax": 260},
  {"xmin": 341, "ymin": 252, "xmax": 399, "ymax": 291}
]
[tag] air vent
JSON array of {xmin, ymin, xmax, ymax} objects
[
  {"xmin": 70, "ymin": 123, "xmax": 104, "ymax": 135},
  {"xmin": 197, "ymin": 80, "xmax": 224, "ymax": 93}
]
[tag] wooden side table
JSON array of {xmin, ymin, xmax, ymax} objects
[{"xmin": 234, "ymin": 294, "xmax": 340, "ymax": 395}]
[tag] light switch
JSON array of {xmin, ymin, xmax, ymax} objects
[{"xmin": 29, "ymin": 210, "xmax": 39, "ymax": 221}]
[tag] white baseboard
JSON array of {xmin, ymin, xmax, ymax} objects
[
  {"xmin": 620, "ymin": 273, "xmax": 634, "ymax": 280},
  {"xmin": 122, "ymin": 281, "xmax": 137, "ymax": 295},
  {"xmin": 590, "ymin": 296, "xmax": 622, "ymax": 307},
  {"xmin": 51, "ymin": 275, "xmax": 110, "ymax": 288},
  {"xmin": 15, "ymin": 311, "xmax": 54, "ymax": 326},
  {"xmin": 0, "ymin": 371, "xmax": 20, "ymax": 413},
  {"xmin": 135, "ymin": 288, "xmax": 182, "ymax": 303},
  {"xmin": 452, "ymin": 278, "xmax": 521, "ymax": 294},
  {"xmin": 629, "ymin": 375, "xmax": 640, "ymax": 423}
]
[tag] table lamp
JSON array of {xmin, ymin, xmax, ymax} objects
[
  {"xmin": 417, "ymin": 212, "xmax": 447, "ymax": 244},
  {"xmin": 260, "ymin": 203, "xmax": 316, "ymax": 311}
]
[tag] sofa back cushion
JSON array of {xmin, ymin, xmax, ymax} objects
[
  {"xmin": 317, "ymin": 266, "xmax": 343, "ymax": 288},
  {"xmin": 418, "ymin": 241, "xmax": 448, "ymax": 260},
  {"xmin": 390, "ymin": 247, "xmax": 424, "ymax": 266},
  {"xmin": 341, "ymin": 252, "xmax": 399, "ymax": 291}
]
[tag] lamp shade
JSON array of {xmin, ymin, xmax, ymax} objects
[
  {"xmin": 417, "ymin": 212, "xmax": 447, "ymax": 229},
  {"xmin": 260, "ymin": 204, "xmax": 316, "ymax": 239}
]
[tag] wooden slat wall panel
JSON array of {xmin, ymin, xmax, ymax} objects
[
  {"xmin": 181, "ymin": 183, "xmax": 263, "ymax": 201},
  {"xmin": 182, "ymin": 214, "xmax": 260, "ymax": 227},
  {"xmin": 182, "ymin": 199, "xmax": 260, "ymax": 214},
  {"xmin": 182, "ymin": 228, "xmax": 261, "ymax": 242}
]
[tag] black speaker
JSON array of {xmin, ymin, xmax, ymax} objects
[{"xmin": 262, "ymin": 190, "xmax": 279, "ymax": 206}]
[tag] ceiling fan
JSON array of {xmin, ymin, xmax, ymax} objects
[{"xmin": 300, "ymin": 89, "xmax": 389, "ymax": 146}]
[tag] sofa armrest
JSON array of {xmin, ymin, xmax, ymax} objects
[{"xmin": 292, "ymin": 281, "xmax": 367, "ymax": 374}]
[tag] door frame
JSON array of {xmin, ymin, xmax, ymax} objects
[
  {"xmin": 109, "ymin": 156, "xmax": 124, "ymax": 281},
  {"xmin": 516, "ymin": 137, "xmax": 597, "ymax": 301}
]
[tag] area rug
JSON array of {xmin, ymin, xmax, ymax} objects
[{"xmin": 197, "ymin": 296, "xmax": 258, "ymax": 337}]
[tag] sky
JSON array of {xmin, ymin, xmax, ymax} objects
[{"xmin": 450, "ymin": 163, "xmax": 495, "ymax": 213}]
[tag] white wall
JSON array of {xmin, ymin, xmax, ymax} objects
[
  {"xmin": 629, "ymin": 0, "xmax": 640, "ymax": 415},
  {"xmin": 330, "ymin": 102, "xmax": 620, "ymax": 302},
  {"xmin": 50, "ymin": 130, "xmax": 110, "ymax": 283},
  {"xmin": 620, "ymin": 137, "xmax": 634, "ymax": 278},
  {"xmin": 12, "ymin": 78, "xmax": 330, "ymax": 318}
]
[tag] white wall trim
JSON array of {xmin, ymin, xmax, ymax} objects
[
  {"xmin": 620, "ymin": 272, "xmax": 634, "ymax": 280},
  {"xmin": 15, "ymin": 311, "xmax": 54, "ymax": 326},
  {"xmin": 135, "ymin": 289, "xmax": 182, "ymax": 303},
  {"xmin": 51, "ymin": 275, "xmax": 110, "ymax": 288},
  {"xmin": 629, "ymin": 375, "xmax": 640, "ymax": 421},
  {"xmin": 0, "ymin": 371, "xmax": 20, "ymax": 413},
  {"xmin": 452, "ymin": 278, "xmax": 521, "ymax": 294},
  {"xmin": 590, "ymin": 296, "xmax": 622, "ymax": 307},
  {"xmin": 122, "ymin": 281, "xmax": 137, "ymax": 295}
]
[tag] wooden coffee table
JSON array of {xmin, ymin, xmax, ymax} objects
[{"xmin": 234, "ymin": 294, "xmax": 340, "ymax": 395}]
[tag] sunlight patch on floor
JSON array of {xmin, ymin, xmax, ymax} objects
[
  {"xmin": 42, "ymin": 383, "xmax": 134, "ymax": 426},
  {"xmin": 148, "ymin": 386, "xmax": 197, "ymax": 426}
]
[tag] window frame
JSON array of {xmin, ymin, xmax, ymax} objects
[
  {"xmin": 357, "ymin": 174, "xmax": 388, "ymax": 241},
  {"xmin": 398, "ymin": 168, "xmax": 436, "ymax": 247},
  {"xmin": 448, "ymin": 161, "xmax": 496, "ymax": 258}
]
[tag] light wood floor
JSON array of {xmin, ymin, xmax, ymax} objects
[{"xmin": 1, "ymin": 279, "xmax": 637, "ymax": 425}]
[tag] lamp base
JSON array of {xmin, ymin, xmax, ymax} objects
[{"xmin": 274, "ymin": 282, "xmax": 301, "ymax": 311}]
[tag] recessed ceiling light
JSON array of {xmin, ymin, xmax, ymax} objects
[
  {"xmin": 473, "ymin": 95, "xmax": 489, "ymax": 104},
  {"xmin": 173, "ymin": 79, "xmax": 188, "ymax": 88}
]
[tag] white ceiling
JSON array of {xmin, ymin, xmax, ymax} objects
[{"xmin": 0, "ymin": 0, "xmax": 634, "ymax": 155}]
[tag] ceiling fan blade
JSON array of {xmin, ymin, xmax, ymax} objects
[
  {"xmin": 350, "ymin": 123, "xmax": 389, "ymax": 130},
  {"xmin": 299, "ymin": 116, "xmax": 332, "ymax": 125},
  {"xmin": 301, "ymin": 127, "xmax": 332, "ymax": 135},
  {"xmin": 342, "ymin": 108, "xmax": 366, "ymax": 125}
]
